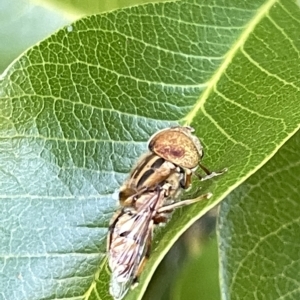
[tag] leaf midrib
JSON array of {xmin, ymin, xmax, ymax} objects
[{"xmin": 183, "ymin": 0, "xmax": 278, "ymax": 125}]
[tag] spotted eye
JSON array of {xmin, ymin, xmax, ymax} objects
[{"xmin": 148, "ymin": 126, "xmax": 203, "ymax": 169}]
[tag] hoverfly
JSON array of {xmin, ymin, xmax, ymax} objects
[{"xmin": 107, "ymin": 126, "xmax": 226, "ymax": 299}]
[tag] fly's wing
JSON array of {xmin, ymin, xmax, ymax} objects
[
  {"xmin": 108, "ymin": 191, "xmax": 162, "ymax": 300},
  {"xmin": 108, "ymin": 209, "xmax": 153, "ymax": 300}
]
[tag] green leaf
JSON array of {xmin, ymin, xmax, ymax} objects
[
  {"xmin": 1, "ymin": 0, "xmax": 300, "ymax": 299},
  {"xmin": 218, "ymin": 129, "xmax": 300, "ymax": 300}
]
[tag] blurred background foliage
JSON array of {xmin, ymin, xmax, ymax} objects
[
  {"xmin": 0, "ymin": 0, "xmax": 220, "ymax": 299},
  {"xmin": 144, "ymin": 209, "xmax": 220, "ymax": 300},
  {"xmin": 0, "ymin": 0, "xmax": 168, "ymax": 73}
]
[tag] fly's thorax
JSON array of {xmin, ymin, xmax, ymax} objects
[
  {"xmin": 148, "ymin": 126, "xmax": 204, "ymax": 169},
  {"xmin": 128, "ymin": 153, "xmax": 175, "ymax": 189},
  {"xmin": 119, "ymin": 153, "xmax": 177, "ymax": 204}
]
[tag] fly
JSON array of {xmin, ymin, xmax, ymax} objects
[{"xmin": 107, "ymin": 126, "xmax": 226, "ymax": 299}]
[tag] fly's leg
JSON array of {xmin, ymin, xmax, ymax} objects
[
  {"xmin": 131, "ymin": 221, "xmax": 154, "ymax": 288},
  {"xmin": 180, "ymin": 169, "xmax": 192, "ymax": 189},
  {"xmin": 153, "ymin": 183, "xmax": 175, "ymax": 224},
  {"xmin": 153, "ymin": 211, "xmax": 171, "ymax": 225},
  {"xmin": 196, "ymin": 163, "xmax": 227, "ymax": 181},
  {"xmin": 157, "ymin": 192, "xmax": 212, "ymax": 214}
]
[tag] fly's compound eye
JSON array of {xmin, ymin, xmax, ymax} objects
[{"xmin": 148, "ymin": 126, "xmax": 203, "ymax": 169}]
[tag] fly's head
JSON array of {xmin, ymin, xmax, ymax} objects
[{"xmin": 148, "ymin": 126, "xmax": 203, "ymax": 170}]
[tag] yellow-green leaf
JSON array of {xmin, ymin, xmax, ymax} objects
[{"xmin": 1, "ymin": 0, "xmax": 300, "ymax": 299}]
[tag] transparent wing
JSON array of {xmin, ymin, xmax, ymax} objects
[
  {"xmin": 108, "ymin": 186, "xmax": 169, "ymax": 300},
  {"xmin": 109, "ymin": 208, "xmax": 153, "ymax": 300}
]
